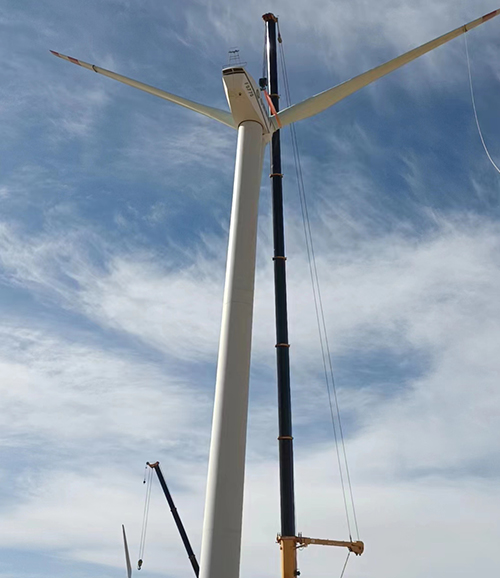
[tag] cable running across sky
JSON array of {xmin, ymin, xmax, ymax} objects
[{"xmin": 465, "ymin": 33, "xmax": 500, "ymax": 174}]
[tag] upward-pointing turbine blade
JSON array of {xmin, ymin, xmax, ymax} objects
[
  {"xmin": 278, "ymin": 9, "xmax": 500, "ymax": 127},
  {"xmin": 122, "ymin": 525, "xmax": 132, "ymax": 578},
  {"xmin": 50, "ymin": 51, "xmax": 236, "ymax": 129}
]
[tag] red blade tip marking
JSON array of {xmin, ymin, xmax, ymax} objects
[
  {"xmin": 483, "ymin": 9, "xmax": 500, "ymax": 21},
  {"xmin": 68, "ymin": 56, "xmax": 80, "ymax": 65},
  {"xmin": 50, "ymin": 50, "xmax": 60, "ymax": 56}
]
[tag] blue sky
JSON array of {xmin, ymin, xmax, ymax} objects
[{"xmin": 1, "ymin": 1, "xmax": 500, "ymax": 577}]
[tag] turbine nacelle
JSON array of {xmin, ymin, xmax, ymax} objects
[{"xmin": 222, "ymin": 66, "xmax": 275, "ymax": 138}]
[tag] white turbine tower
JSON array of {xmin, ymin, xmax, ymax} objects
[{"xmin": 52, "ymin": 9, "xmax": 499, "ymax": 578}]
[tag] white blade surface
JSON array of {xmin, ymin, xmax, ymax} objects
[
  {"xmin": 122, "ymin": 524, "xmax": 132, "ymax": 578},
  {"xmin": 50, "ymin": 51, "xmax": 236, "ymax": 129},
  {"xmin": 279, "ymin": 9, "xmax": 500, "ymax": 127}
]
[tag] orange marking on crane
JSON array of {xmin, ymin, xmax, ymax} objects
[{"xmin": 263, "ymin": 89, "xmax": 282, "ymax": 128}]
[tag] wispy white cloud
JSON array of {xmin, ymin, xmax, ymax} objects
[
  {"xmin": 117, "ymin": 111, "xmax": 236, "ymax": 187},
  {"xmin": 0, "ymin": 324, "xmax": 212, "ymax": 452},
  {"xmin": 1, "ymin": 210, "xmax": 498, "ymax": 577},
  {"xmin": 0, "ymin": 53, "xmax": 110, "ymax": 147},
  {"xmin": 2, "ymin": 204, "xmax": 500, "ymax": 476},
  {"xmin": 185, "ymin": 0, "xmax": 498, "ymax": 98}
]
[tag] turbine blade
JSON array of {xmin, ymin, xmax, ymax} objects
[
  {"xmin": 122, "ymin": 524, "xmax": 132, "ymax": 578},
  {"xmin": 50, "ymin": 51, "xmax": 236, "ymax": 129},
  {"xmin": 278, "ymin": 9, "xmax": 500, "ymax": 127}
]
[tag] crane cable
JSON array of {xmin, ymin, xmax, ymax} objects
[
  {"xmin": 138, "ymin": 465, "xmax": 154, "ymax": 570},
  {"xmin": 464, "ymin": 33, "xmax": 500, "ymax": 175},
  {"xmin": 276, "ymin": 20, "xmax": 360, "ymax": 543},
  {"xmin": 340, "ymin": 552, "xmax": 351, "ymax": 578}
]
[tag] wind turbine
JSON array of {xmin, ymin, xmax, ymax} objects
[{"xmin": 51, "ymin": 9, "xmax": 499, "ymax": 578}]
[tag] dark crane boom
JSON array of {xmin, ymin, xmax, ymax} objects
[{"xmin": 147, "ymin": 461, "xmax": 200, "ymax": 577}]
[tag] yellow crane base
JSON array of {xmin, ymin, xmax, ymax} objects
[{"xmin": 277, "ymin": 534, "xmax": 364, "ymax": 578}]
